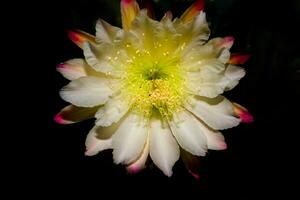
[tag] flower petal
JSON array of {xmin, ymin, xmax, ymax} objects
[
  {"xmin": 176, "ymin": 11, "xmax": 210, "ymax": 49},
  {"xmin": 82, "ymin": 42, "xmax": 120, "ymax": 76},
  {"xmin": 121, "ymin": 0, "xmax": 140, "ymax": 30},
  {"xmin": 112, "ymin": 112, "xmax": 148, "ymax": 164},
  {"xmin": 85, "ymin": 124, "xmax": 119, "ymax": 156},
  {"xmin": 59, "ymin": 76, "xmax": 113, "ymax": 107},
  {"xmin": 68, "ymin": 29, "xmax": 95, "ymax": 49},
  {"xmin": 228, "ymin": 54, "xmax": 251, "ymax": 65},
  {"xmin": 224, "ymin": 65, "xmax": 246, "ymax": 91},
  {"xmin": 149, "ymin": 113, "xmax": 180, "ymax": 177},
  {"xmin": 95, "ymin": 97, "xmax": 130, "ymax": 127},
  {"xmin": 185, "ymin": 95, "xmax": 240, "ymax": 130},
  {"xmin": 181, "ymin": 149, "xmax": 201, "ymax": 180},
  {"xmin": 127, "ymin": 135, "xmax": 149, "ymax": 174},
  {"xmin": 233, "ymin": 103, "xmax": 253, "ymax": 123},
  {"xmin": 95, "ymin": 19, "xmax": 123, "ymax": 44},
  {"xmin": 57, "ymin": 59, "xmax": 88, "ymax": 80},
  {"xmin": 204, "ymin": 131, "xmax": 227, "ymax": 150},
  {"xmin": 180, "ymin": 0, "xmax": 205, "ymax": 23},
  {"xmin": 168, "ymin": 110, "xmax": 207, "ymax": 156},
  {"xmin": 54, "ymin": 105, "xmax": 98, "ymax": 124}
]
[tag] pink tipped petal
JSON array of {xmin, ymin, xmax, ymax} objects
[
  {"xmin": 127, "ymin": 136, "xmax": 150, "ymax": 174},
  {"xmin": 181, "ymin": 149, "xmax": 201, "ymax": 180},
  {"xmin": 229, "ymin": 54, "xmax": 251, "ymax": 65},
  {"xmin": 54, "ymin": 105, "xmax": 98, "ymax": 125},
  {"xmin": 68, "ymin": 29, "xmax": 95, "ymax": 49},
  {"xmin": 54, "ymin": 113, "xmax": 72, "ymax": 124},
  {"xmin": 56, "ymin": 59, "xmax": 88, "ymax": 80},
  {"xmin": 233, "ymin": 103, "xmax": 254, "ymax": 123},
  {"xmin": 56, "ymin": 63, "xmax": 65, "ymax": 69},
  {"xmin": 141, "ymin": 0, "xmax": 155, "ymax": 19},
  {"xmin": 121, "ymin": 0, "xmax": 140, "ymax": 30},
  {"xmin": 189, "ymin": 170, "xmax": 200, "ymax": 180},
  {"xmin": 164, "ymin": 11, "xmax": 173, "ymax": 20},
  {"xmin": 180, "ymin": 0, "xmax": 205, "ymax": 23},
  {"xmin": 222, "ymin": 36, "xmax": 234, "ymax": 49}
]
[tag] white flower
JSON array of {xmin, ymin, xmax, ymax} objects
[{"xmin": 55, "ymin": 0, "xmax": 253, "ymax": 177}]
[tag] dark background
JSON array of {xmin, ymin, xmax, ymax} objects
[{"xmin": 12, "ymin": 0, "xmax": 299, "ymax": 198}]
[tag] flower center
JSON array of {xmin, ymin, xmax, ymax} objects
[{"xmin": 123, "ymin": 55, "xmax": 186, "ymax": 118}]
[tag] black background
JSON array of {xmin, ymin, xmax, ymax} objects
[{"xmin": 11, "ymin": 0, "xmax": 299, "ymax": 198}]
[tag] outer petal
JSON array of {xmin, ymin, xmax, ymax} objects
[
  {"xmin": 127, "ymin": 136, "xmax": 150, "ymax": 174},
  {"xmin": 112, "ymin": 112, "xmax": 148, "ymax": 164},
  {"xmin": 203, "ymin": 130, "xmax": 227, "ymax": 150},
  {"xmin": 57, "ymin": 59, "xmax": 87, "ymax": 80},
  {"xmin": 68, "ymin": 29, "xmax": 95, "ymax": 49},
  {"xmin": 181, "ymin": 149, "xmax": 201, "ymax": 180},
  {"xmin": 85, "ymin": 124, "xmax": 119, "ymax": 156},
  {"xmin": 95, "ymin": 97, "xmax": 130, "ymax": 127},
  {"xmin": 168, "ymin": 110, "xmax": 207, "ymax": 156},
  {"xmin": 59, "ymin": 76, "xmax": 113, "ymax": 107},
  {"xmin": 121, "ymin": 0, "xmax": 140, "ymax": 30},
  {"xmin": 223, "ymin": 65, "xmax": 246, "ymax": 91},
  {"xmin": 233, "ymin": 103, "xmax": 253, "ymax": 123},
  {"xmin": 95, "ymin": 19, "xmax": 123, "ymax": 44},
  {"xmin": 180, "ymin": 0, "xmax": 205, "ymax": 23},
  {"xmin": 54, "ymin": 105, "xmax": 98, "ymax": 124},
  {"xmin": 149, "ymin": 114, "xmax": 180, "ymax": 177},
  {"xmin": 185, "ymin": 96, "xmax": 240, "ymax": 130},
  {"xmin": 229, "ymin": 54, "xmax": 250, "ymax": 65}
]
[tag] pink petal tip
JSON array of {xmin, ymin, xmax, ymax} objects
[
  {"xmin": 240, "ymin": 111, "xmax": 254, "ymax": 123},
  {"xmin": 188, "ymin": 170, "xmax": 200, "ymax": 180},
  {"xmin": 54, "ymin": 114, "xmax": 71, "ymax": 125},
  {"xmin": 223, "ymin": 36, "xmax": 235, "ymax": 48}
]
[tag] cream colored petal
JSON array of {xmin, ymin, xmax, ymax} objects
[
  {"xmin": 224, "ymin": 65, "xmax": 246, "ymax": 91},
  {"xmin": 185, "ymin": 60, "xmax": 232, "ymax": 98},
  {"xmin": 82, "ymin": 42, "xmax": 121, "ymax": 76},
  {"xmin": 112, "ymin": 112, "xmax": 148, "ymax": 164},
  {"xmin": 185, "ymin": 95, "xmax": 240, "ymax": 130},
  {"xmin": 204, "ymin": 131, "xmax": 227, "ymax": 150},
  {"xmin": 85, "ymin": 124, "xmax": 119, "ymax": 156},
  {"xmin": 59, "ymin": 76, "xmax": 113, "ymax": 107},
  {"xmin": 57, "ymin": 59, "xmax": 87, "ymax": 80},
  {"xmin": 95, "ymin": 19, "xmax": 123, "ymax": 44},
  {"xmin": 127, "ymin": 135, "xmax": 149, "ymax": 174},
  {"xmin": 95, "ymin": 97, "xmax": 130, "ymax": 127},
  {"xmin": 149, "ymin": 114, "xmax": 179, "ymax": 177},
  {"xmin": 54, "ymin": 105, "xmax": 99, "ymax": 124},
  {"xmin": 175, "ymin": 11, "xmax": 210, "ymax": 51},
  {"xmin": 168, "ymin": 110, "xmax": 207, "ymax": 156}
]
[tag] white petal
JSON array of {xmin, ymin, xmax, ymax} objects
[
  {"xmin": 95, "ymin": 97, "xmax": 130, "ymax": 127},
  {"xmin": 224, "ymin": 65, "xmax": 246, "ymax": 91},
  {"xmin": 185, "ymin": 60, "xmax": 227, "ymax": 98},
  {"xmin": 168, "ymin": 110, "xmax": 207, "ymax": 156},
  {"xmin": 204, "ymin": 131, "xmax": 227, "ymax": 150},
  {"xmin": 57, "ymin": 59, "xmax": 87, "ymax": 80},
  {"xmin": 185, "ymin": 96, "xmax": 241, "ymax": 130},
  {"xmin": 59, "ymin": 76, "xmax": 113, "ymax": 107},
  {"xmin": 127, "ymin": 136, "xmax": 150, "ymax": 174},
  {"xmin": 112, "ymin": 112, "xmax": 148, "ymax": 164},
  {"xmin": 218, "ymin": 49, "xmax": 230, "ymax": 64},
  {"xmin": 85, "ymin": 124, "xmax": 118, "ymax": 156},
  {"xmin": 150, "ymin": 115, "xmax": 179, "ymax": 177},
  {"xmin": 95, "ymin": 19, "xmax": 122, "ymax": 44},
  {"xmin": 82, "ymin": 42, "xmax": 120, "ymax": 76}
]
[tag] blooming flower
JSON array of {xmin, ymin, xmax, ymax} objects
[{"xmin": 55, "ymin": 0, "xmax": 253, "ymax": 177}]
